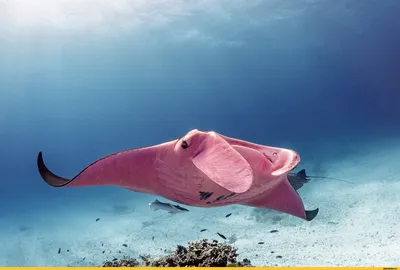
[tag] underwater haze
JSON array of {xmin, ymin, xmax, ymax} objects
[{"xmin": 0, "ymin": 0, "xmax": 399, "ymax": 266}]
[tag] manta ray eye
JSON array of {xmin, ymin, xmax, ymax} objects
[{"xmin": 181, "ymin": 140, "xmax": 189, "ymax": 149}]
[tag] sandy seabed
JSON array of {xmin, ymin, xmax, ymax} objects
[{"xmin": 1, "ymin": 138, "xmax": 399, "ymax": 266}]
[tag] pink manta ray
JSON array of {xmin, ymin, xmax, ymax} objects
[{"xmin": 37, "ymin": 129, "xmax": 319, "ymax": 221}]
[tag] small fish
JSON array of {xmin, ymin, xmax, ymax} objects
[
  {"xmin": 328, "ymin": 221, "xmax": 339, "ymax": 225},
  {"xmin": 288, "ymin": 169, "xmax": 354, "ymax": 191},
  {"xmin": 217, "ymin": 232, "xmax": 227, "ymax": 240},
  {"xmin": 152, "ymin": 236, "xmax": 155, "ymax": 240},
  {"xmin": 258, "ymin": 242, "xmax": 265, "ymax": 245},
  {"xmin": 200, "ymin": 229, "xmax": 207, "ymax": 232},
  {"xmin": 149, "ymin": 199, "xmax": 189, "ymax": 214},
  {"xmin": 225, "ymin": 213, "xmax": 232, "ymax": 218},
  {"xmin": 96, "ymin": 218, "xmax": 100, "ymax": 222},
  {"xmin": 58, "ymin": 248, "xmax": 61, "ymax": 254},
  {"xmin": 122, "ymin": 244, "xmax": 127, "ymax": 247},
  {"xmin": 270, "ymin": 230, "xmax": 278, "ymax": 233}
]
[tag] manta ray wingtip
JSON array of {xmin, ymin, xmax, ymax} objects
[
  {"xmin": 37, "ymin": 151, "xmax": 72, "ymax": 187},
  {"xmin": 305, "ymin": 208, "xmax": 319, "ymax": 221}
]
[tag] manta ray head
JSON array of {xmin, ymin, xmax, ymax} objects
[{"xmin": 173, "ymin": 129, "xmax": 215, "ymax": 158}]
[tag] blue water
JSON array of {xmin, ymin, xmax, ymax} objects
[{"xmin": 0, "ymin": 1, "xmax": 399, "ymax": 266}]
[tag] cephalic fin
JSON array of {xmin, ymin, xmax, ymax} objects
[{"xmin": 192, "ymin": 133, "xmax": 254, "ymax": 194}]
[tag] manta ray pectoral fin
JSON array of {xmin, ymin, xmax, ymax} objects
[
  {"xmin": 37, "ymin": 146, "xmax": 164, "ymax": 191},
  {"xmin": 305, "ymin": 208, "xmax": 319, "ymax": 221},
  {"xmin": 241, "ymin": 178, "xmax": 319, "ymax": 221},
  {"xmin": 37, "ymin": 152, "xmax": 73, "ymax": 187}
]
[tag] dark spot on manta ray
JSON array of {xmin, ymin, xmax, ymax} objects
[
  {"xmin": 215, "ymin": 195, "xmax": 225, "ymax": 201},
  {"xmin": 199, "ymin": 191, "xmax": 213, "ymax": 200},
  {"xmin": 223, "ymin": 192, "xmax": 236, "ymax": 200},
  {"xmin": 67, "ymin": 249, "xmax": 70, "ymax": 252},
  {"xmin": 96, "ymin": 218, "xmax": 100, "ymax": 222},
  {"xmin": 122, "ymin": 244, "xmax": 128, "ymax": 247},
  {"xmin": 213, "ymin": 192, "xmax": 236, "ymax": 202},
  {"xmin": 214, "ymin": 195, "xmax": 225, "ymax": 202},
  {"xmin": 276, "ymin": 255, "xmax": 282, "ymax": 259},
  {"xmin": 206, "ymin": 201, "xmax": 211, "ymax": 204},
  {"xmin": 258, "ymin": 242, "xmax": 265, "ymax": 245},
  {"xmin": 200, "ymin": 229, "xmax": 207, "ymax": 232},
  {"xmin": 270, "ymin": 230, "xmax": 279, "ymax": 233},
  {"xmin": 225, "ymin": 213, "xmax": 232, "ymax": 218},
  {"xmin": 152, "ymin": 236, "xmax": 155, "ymax": 240},
  {"xmin": 217, "ymin": 232, "xmax": 227, "ymax": 240},
  {"xmin": 58, "ymin": 248, "xmax": 61, "ymax": 254},
  {"xmin": 102, "ymin": 250, "xmax": 105, "ymax": 253}
]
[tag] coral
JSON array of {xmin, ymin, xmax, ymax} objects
[
  {"xmin": 101, "ymin": 239, "xmax": 252, "ymax": 267},
  {"xmin": 103, "ymin": 257, "xmax": 140, "ymax": 267}
]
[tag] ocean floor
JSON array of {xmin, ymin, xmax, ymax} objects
[{"xmin": 1, "ymin": 138, "xmax": 399, "ymax": 266}]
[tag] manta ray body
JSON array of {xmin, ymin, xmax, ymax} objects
[{"xmin": 37, "ymin": 129, "xmax": 319, "ymax": 221}]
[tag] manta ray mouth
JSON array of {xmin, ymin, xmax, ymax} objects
[{"xmin": 270, "ymin": 149, "xmax": 300, "ymax": 176}]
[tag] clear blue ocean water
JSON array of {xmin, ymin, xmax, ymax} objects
[{"xmin": 0, "ymin": 0, "xmax": 399, "ymax": 266}]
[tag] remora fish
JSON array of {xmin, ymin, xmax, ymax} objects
[{"xmin": 149, "ymin": 199, "xmax": 189, "ymax": 214}]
